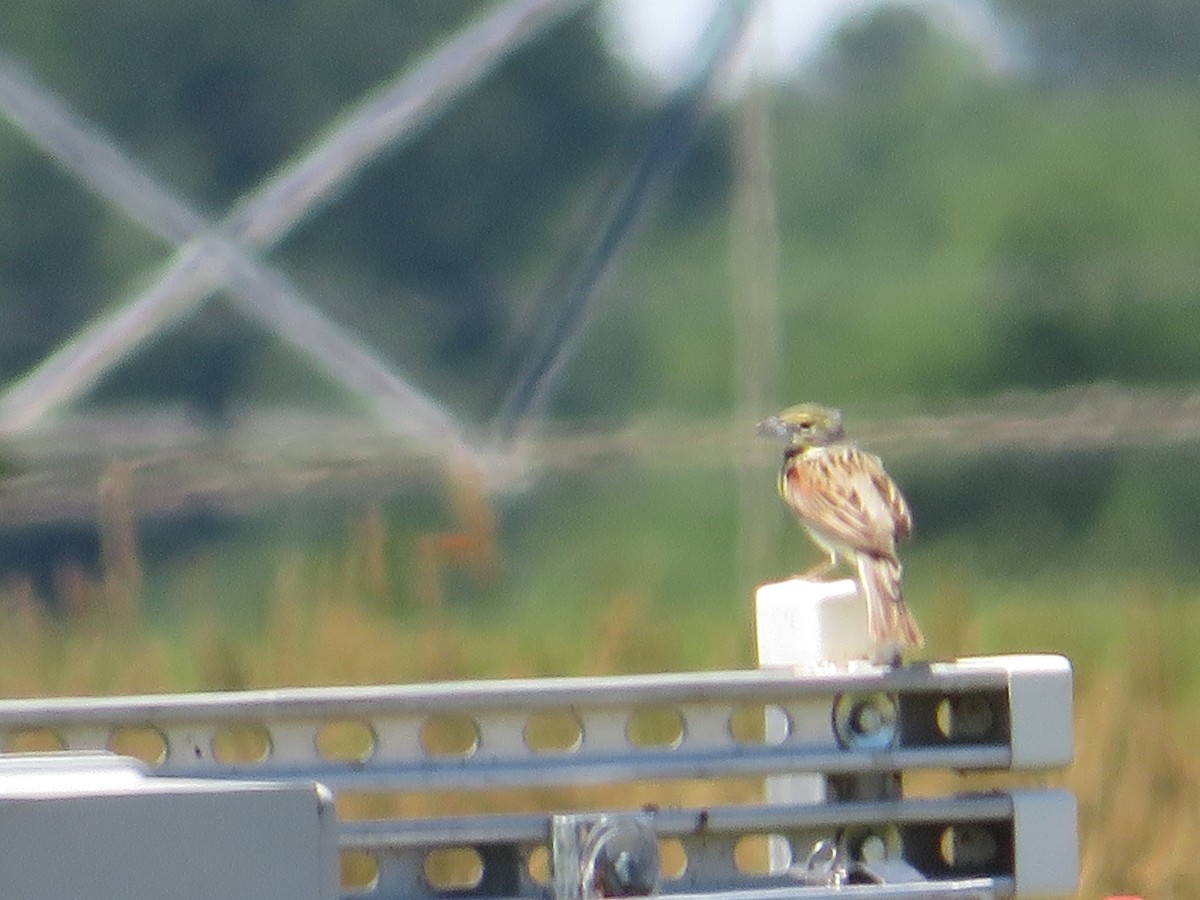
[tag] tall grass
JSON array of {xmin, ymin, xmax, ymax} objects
[{"xmin": 0, "ymin": 506, "xmax": 1195, "ymax": 898}]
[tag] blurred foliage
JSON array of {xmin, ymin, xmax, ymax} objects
[
  {"xmin": 2, "ymin": 9, "xmax": 1200, "ymax": 893},
  {"xmin": 4, "ymin": 1, "xmax": 1200, "ymax": 417},
  {"xmin": 3, "ymin": 507, "xmax": 1200, "ymax": 896},
  {"xmin": 997, "ymin": 0, "xmax": 1200, "ymax": 82},
  {"xmin": 0, "ymin": 0, "xmax": 643, "ymax": 415},
  {"xmin": 2, "ymin": 2, "xmax": 1200, "ymax": 586}
]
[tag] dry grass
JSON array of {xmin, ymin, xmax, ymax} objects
[
  {"xmin": 909, "ymin": 583, "xmax": 1200, "ymax": 899},
  {"xmin": 904, "ymin": 654, "xmax": 1199, "ymax": 899},
  {"xmin": 0, "ymin": 514, "xmax": 1196, "ymax": 898}
]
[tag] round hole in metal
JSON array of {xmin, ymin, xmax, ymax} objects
[
  {"xmin": 625, "ymin": 707, "xmax": 684, "ymax": 749},
  {"xmin": 935, "ymin": 695, "xmax": 996, "ymax": 741},
  {"xmin": 3, "ymin": 728, "xmax": 65, "ymax": 753},
  {"xmin": 211, "ymin": 724, "xmax": 272, "ymax": 765},
  {"xmin": 734, "ymin": 833, "xmax": 788, "ymax": 875},
  {"xmin": 423, "ymin": 847, "xmax": 484, "ymax": 891},
  {"xmin": 108, "ymin": 726, "xmax": 168, "ymax": 766},
  {"xmin": 315, "ymin": 720, "xmax": 376, "ymax": 763},
  {"xmin": 340, "ymin": 850, "xmax": 380, "ymax": 894},
  {"xmin": 527, "ymin": 846, "xmax": 551, "ymax": 885},
  {"xmin": 658, "ymin": 837, "xmax": 688, "ymax": 880},
  {"xmin": 524, "ymin": 711, "xmax": 583, "ymax": 754},
  {"xmin": 419, "ymin": 715, "xmax": 478, "ymax": 757},
  {"xmin": 939, "ymin": 825, "xmax": 998, "ymax": 869},
  {"xmin": 729, "ymin": 703, "xmax": 790, "ymax": 745}
]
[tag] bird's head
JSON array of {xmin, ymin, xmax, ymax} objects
[{"xmin": 756, "ymin": 403, "xmax": 845, "ymax": 447}]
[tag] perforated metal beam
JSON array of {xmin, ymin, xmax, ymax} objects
[
  {"xmin": 0, "ymin": 658, "xmax": 1072, "ymax": 789},
  {"xmin": 0, "ymin": 656, "xmax": 1076, "ymax": 898},
  {"xmin": 339, "ymin": 792, "xmax": 1070, "ymax": 900}
]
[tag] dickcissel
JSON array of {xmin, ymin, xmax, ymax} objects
[{"xmin": 757, "ymin": 403, "xmax": 924, "ymax": 657}]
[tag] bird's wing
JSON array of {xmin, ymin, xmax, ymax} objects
[
  {"xmin": 871, "ymin": 461, "xmax": 913, "ymax": 540},
  {"xmin": 783, "ymin": 445, "xmax": 907, "ymax": 557}
]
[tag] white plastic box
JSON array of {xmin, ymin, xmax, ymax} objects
[{"xmin": 0, "ymin": 753, "xmax": 338, "ymax": 900}]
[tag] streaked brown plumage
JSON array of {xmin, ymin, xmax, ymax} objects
[{"xmin": 757, "ymin": 403, "xmax": 923, "ymax": 656}]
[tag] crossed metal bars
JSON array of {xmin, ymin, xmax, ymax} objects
[{"xmin": 0, "ymin": 0, "xmax": 593, "ymax": 457}]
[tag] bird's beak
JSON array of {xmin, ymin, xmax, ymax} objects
[{"xmin": 755, "ymin": 415, "xmax": 788, "ymax": 438}]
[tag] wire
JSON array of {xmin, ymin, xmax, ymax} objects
[
  {"xmin": 0, "ymin": 0, "xmax": 586, "ymax": 449},
  {"xmin": 492, "ymin": 0, "xmax": 759, "ymax": 441}
]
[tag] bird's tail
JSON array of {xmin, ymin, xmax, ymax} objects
[{"xmin": 856, "ymin": 553, "xmax": 924, "ymax": 652}]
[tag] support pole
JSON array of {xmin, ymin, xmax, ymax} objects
[{"xmin": 755, "ymin": 576, "xmax": 874, "ymax": 871}]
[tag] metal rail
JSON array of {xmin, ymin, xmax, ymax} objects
[
  {"xmin": 337, "ymin": 792, "xmax": 1043, "ymax": 900},
  {"xmin": 0, "ymin": 659, "xmax": 1070, "ymax": 787},
  {"xmin": 342, "ymin": 795, "xmax": 1018, "ymax": 847},
  {"xmin": 0, "ymin": 656, "xmax": 1076, "ymax": 898},
  {"xmin": 641, "ymin": 884, "xmax": 1007, "ymax": 899}
]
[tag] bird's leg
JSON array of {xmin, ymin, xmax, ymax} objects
[{"xmin": 872, "ymin": 643, "xmax": 904, "ymax": 668}]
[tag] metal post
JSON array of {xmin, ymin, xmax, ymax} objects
[{"xmin": 755, "ymin": 576, "xmax": 875, "ymax": 872}]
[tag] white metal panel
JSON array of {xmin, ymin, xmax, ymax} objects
[
  {"xmin": 0, "ymin": 753, "xmax": 337, "ymax": 900},
  {"xmin": 957, "ymin": 655, "xmax": 1074, "ymax": 769},
  {"xmin": 1010, "ymin": 789, "xmax": 1079, "ymax": 898}
]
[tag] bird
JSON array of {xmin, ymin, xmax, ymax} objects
[{"xmin": 757, "ymin": 402, "xmax": 923, "ymax": 660}]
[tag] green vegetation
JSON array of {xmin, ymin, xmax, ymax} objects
[
  {"xmin": 3, "ymin": 1, "xmax": 1200, "ymax": 896},
  {"xmin": 1, "ymin": 504, "xmax": 1199, "ymax": 898}
]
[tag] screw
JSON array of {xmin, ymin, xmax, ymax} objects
[
  {"xmin": 582, "ymin": 816, "xmax": 660, "ymax": 898},
  {"xmin": 858, "ymin": 834, "xmax": 887, "ymax": 863},
  {"xmin": 852, "ymin": 703, "xmax": 884, "ymax": 736},
  {"xmin": 833, "ymin": 693, "xmax": 897, "ymax": 750}
]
